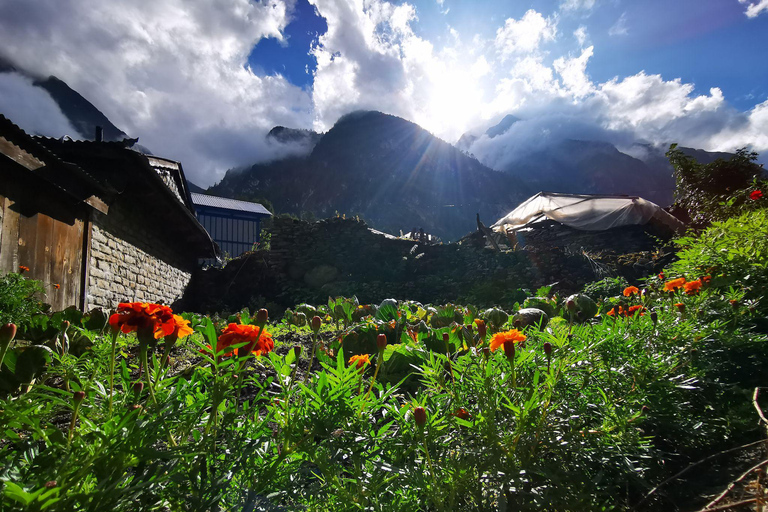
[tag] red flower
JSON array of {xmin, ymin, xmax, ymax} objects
[
  {"xmin": 452, "ymin": 408, "xmax": 470, "ymax": 420},
  {"xmin": 628, "ymin": 305, "xmax": 646, "ymax": 316},
  {"xmin": 53, "ymin": 283, "xmax": 60, "ymax": 289},
  {"xmin": 749, "ymin": 190, "xmax": 763, "ymax": 200},
  {"xmin": 348, "ymin": 354, "xmax": 371, "ymax": 369},
  {"xmin": 109, "ymin": 302, "xmax": 175, "ymax": 340},
  {"xmin": 663, "ymin": 278, "xmax": 686, "ymax": 292},
  {"xmin": 18, "ymin": 265, "xmax": 29, "ymax": 273}
]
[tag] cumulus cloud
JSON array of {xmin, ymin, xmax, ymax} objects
[
  {"xmin": 0, "ymin": 73, "xmax": 80, "ymax": 137},
  {"xmin": 0, "ymin": 0, "xmax": 313, "ymax": 185},
  {"xmin": 494, "ymin": 10, "xmax": 557, "ymax": 59},
  {"xmin": 739, "ymin": 0, "xmax": 768, "ymax": 17},
  {"xmin": 0, "ymin": 0, "xmax": 766, "ymax": 189}
]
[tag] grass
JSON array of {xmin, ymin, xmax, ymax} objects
[{"xmin": 2, "ymin": 209, "xmax": 768, "ymax": 511}]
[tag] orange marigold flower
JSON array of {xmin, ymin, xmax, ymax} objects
[
  {"xmin": 348, "ymin": 354, "xmax": 371, "ymax": 369},
  {"xmin": 109, "ymin": 302, "xmax": 175, "ymax": 339},
  {"xmin": 684, "ymin": 280, "xmax": 702, "ymax": 295},
  {"xmin": 18, "ymin": 265, "xmax": 29, "ymax": 273},
  {"xmin": 628, "ymin": 305, "xmax": 645, "ymax": 315},
  {"xmin": 674, "ymin": 303, "xmax": 686, "ymax": 312},
  {"xmin": 489, "ymin": 329, "xmax": 526, "ymax": 352},
  {"xmin": 701, "ymin": 275, "xmax": 711, "ymax": 284},
  {"xmin": 218, "ymin": 323, "xmax": 273, "ymax": 357},
  {"xmin": 54, "ymin": 283, "xmax": 60, "ymax": 289},
  {"xmin": 663, "ymin": 277, "xmax": 686, "ymax": 292},
  {"xmin": 623, "ymin": 286, "xmax": 640, "ymax": 297},
  {"xmin": 171, "ymin": 315, "xmax": 194, "ymax": 339}
]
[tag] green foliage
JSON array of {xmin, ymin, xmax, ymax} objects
[
  {"xmin": 668, "ymin": 144, "xmax": 766, "ymax": 225},
  {"xmin": 0, "ymin": 274, "xmax": 45, "ymax": 326},
  {"xmin": 668, "ymin": 208, "xmax": 768, "ymax": 310},
  {"xmin": 4, "ymin": 216, "xmax": 768, "ymax": 510},
  {"xmin": 582, "ymin": 276, "xmax": 629, "ymax": 301}
]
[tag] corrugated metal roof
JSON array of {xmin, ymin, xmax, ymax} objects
[{"xmin": 191, "ymin": 193, "xmax": 272, "ymax": 216}]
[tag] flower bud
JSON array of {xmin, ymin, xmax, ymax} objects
[
  {"xmin": 566, "ymin": 299, "xmax": 576, "ymax": 311},
  {"xmin": 133, "ymin": 382, "xmax": 144, "ymax": 394},
  {"xmin": 729, "ymin": 299, "xmax": 739, "ymax": 310},
  {"xmin": 73, "ymin": 391, "xmax": 85, "ymax": 403},
  {"xmin": 377, "ymin": 333, "xmax": 388, "ymax": 351},
  {"xmin": 503, "ymin": 340, "xmax": 515, "ymax": 361},
  {"xmin": 641, "ymin": 405, "xmax": 650, "ymax": 414},
  {"xmin": 256, "ymin": 308, "xmax": 269, "ymax": 325},
  {"xmin": 675, "ymin": 303, "xmax": 685, "ymax": 313},
  {"xmin": 0, "ymin": 323, "xmax": 17, "ymax": 345},
  {"xmin": 44, "ymin": 481, "xmax": 57, "ymax": 489},
  {"xmin": 543, "ymin": 342, "xmax": 552, "ymax": 356},
  {"xmin": 311, "ymin": 315, "xmax": 322, "ymax": 333},
  {"xmin": 650, "ymin": 310, "xmax": 658, "ymax": 324},
  {"xmin": 413, "ymin": 406, "xmax": 427, "ymax": 428},
  {"xmin": 293, "ymin": 344, "xmax": 302, "ymax": 358},
  {"xmin": 453, "ymin": 408, "xmax": 470, "ymax": 420},
  {"xmin": 476, "ymin": 320, "xmax": 487, "ymax": 339},
  {"xmin": 482, "ymin": 346, "xmax": 490, "ymax": 360},
  {"xmin": 61, "ymin": 320, "xmax": 70, "ymax": 331},
  {"xmin": 442, "ymin": 332, "xmax": 449, "ymax": 343}
]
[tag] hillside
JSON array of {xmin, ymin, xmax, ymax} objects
[{"xmin": 210, "ymin": 111, "xmax": 532, "ymax": 241}]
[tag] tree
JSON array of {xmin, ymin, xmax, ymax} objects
[{"xmin": 667, "ymin": 144, "xmax": 765, "ymax": 226}]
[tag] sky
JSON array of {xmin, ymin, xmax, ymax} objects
[{"xmin": 0, "ymin": 0, "xmax": 767, "ymax": 185}]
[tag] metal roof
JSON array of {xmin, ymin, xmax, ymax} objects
[{"xmin": 191, "ymin": 193, "xmax": 272, "ymax": 216}]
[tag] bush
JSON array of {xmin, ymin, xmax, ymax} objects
[
  {"xmin": 0, "ymin": 273, "xmax": 45, "ymax": 326},
  {"xmin": 668, "ymin": 208, "xmax": 768, "ymax": 309}
]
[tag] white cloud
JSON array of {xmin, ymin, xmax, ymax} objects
[
  {"xmin": 608, "ymin": 12, "xmax": 628, "ymax": 36},
  {"xmin": 494, "ymin": 10, "xmax": 557, "ymax": 60},
  {"xmin": 560, "ymin": 0, "xmax": 596, "ymax": 11},
  {"xmin": 0, "ymin": 0, "xmax": 312, "ymax": 186},
  {"xmin": 739, "ymin": 0, "xmax": 768, "ymax": 17},
  {"xmin": 574, "ymin": 25, "xmax": 588, "ymax": 46},
  {"xmin": 554, "ymin": 46, "xmax": 594, "ymax": 98},
  {"xmin": 0, "ymin": 0, "xmax": 766, "ymax": 190}
]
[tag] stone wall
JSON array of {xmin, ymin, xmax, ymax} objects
[
  {"xmin": 87, "ymin": 202, "xmax": 194, "ymax": 309},
  {"xmin": 187, "ymin": 216, "xmax": 656, "ymax": 315}
]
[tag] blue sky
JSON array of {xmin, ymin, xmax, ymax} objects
[
  {"xmin": 250, "ymin": 0, "xmax": 768, "ymax": 109},
  {"xmin": 1, "ymin": 0, "xmax": 768, "ymax": 185}
]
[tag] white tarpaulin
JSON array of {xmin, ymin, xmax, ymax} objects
[{"xmin": 492, "ymin": 192, "xmax": 685, "ymax": 232}]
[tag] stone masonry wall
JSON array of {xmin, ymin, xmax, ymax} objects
[
  {"xmin": 187, "ymin": 217, "xmax": 651, "ymax": 316},
  {"xmin": 87, "ymin": 203, "xmax": 194, "ymax": 309}
]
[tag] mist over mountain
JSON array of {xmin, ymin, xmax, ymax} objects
[
  {"xmin": 210, "ymin": 111, "xmax": 531, "ymax": 241},
  {"xmin": 0, "ymin": 58, "xmax": 127, "ymax": 141},
  {"xmin": 459, "ymin": 116, "xmax": 734, "ymax": 207}
]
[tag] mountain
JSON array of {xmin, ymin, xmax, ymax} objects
[
  {"xmin": 0, "ymin": 58, "xmax": 127, "ymax": 141},
  {"xmin": 267, "ymin": 126, "xmax": 322, "ymax": 148},
  {"xmin": 459, "ymin": 116, "xmax": 735, "ymax": 206},
  {"xmin": 456, "ymin": 114, "xmax": 520, "ymax": 152},
  {"xmin": 210, "ymin": 111, "xmax": 532, "ymax": 241},
  {"xmin": 33, "ymin": 75, "xmax": 127, "ymax": 141}
]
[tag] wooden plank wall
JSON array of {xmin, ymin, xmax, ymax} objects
[{"xmin": 0, "ymin": 193, "xmax": 85, "ymax": 311}]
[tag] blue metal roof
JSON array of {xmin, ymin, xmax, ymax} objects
[{"xmin": 191, "ymin": 193, "xmax": 272, "ymax": 216}]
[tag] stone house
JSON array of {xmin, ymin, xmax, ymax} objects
[{"xmin": 0, "ymin": 114, "xmax": 218, "ymax": 311}]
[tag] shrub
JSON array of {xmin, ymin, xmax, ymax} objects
[{"xmin": 0, "ymin": 273, "xmax": 45, "ymax": 326}]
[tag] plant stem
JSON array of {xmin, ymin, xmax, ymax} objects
[
  {"xmin": 141, "ymin": 343, "xmax": 177, "ymax": 447},
  {"xmin": 68, "ymin": 402, "xmax": 81, "ymax": 445},
  {"xmin": 108, "ymin": 330, "xmax": 118, "ymax": 418},
  {"xmin": 305, "ymin": 333, "xmax": 318, "ymax": 383},
  {"xmin": 365, "ymin": 353, "xmax": 383, "ymax": 398}
]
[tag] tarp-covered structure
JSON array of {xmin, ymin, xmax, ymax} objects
[{"xmin": 492, "ymin": 192, "xmax": 685, "ymax": 233}]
